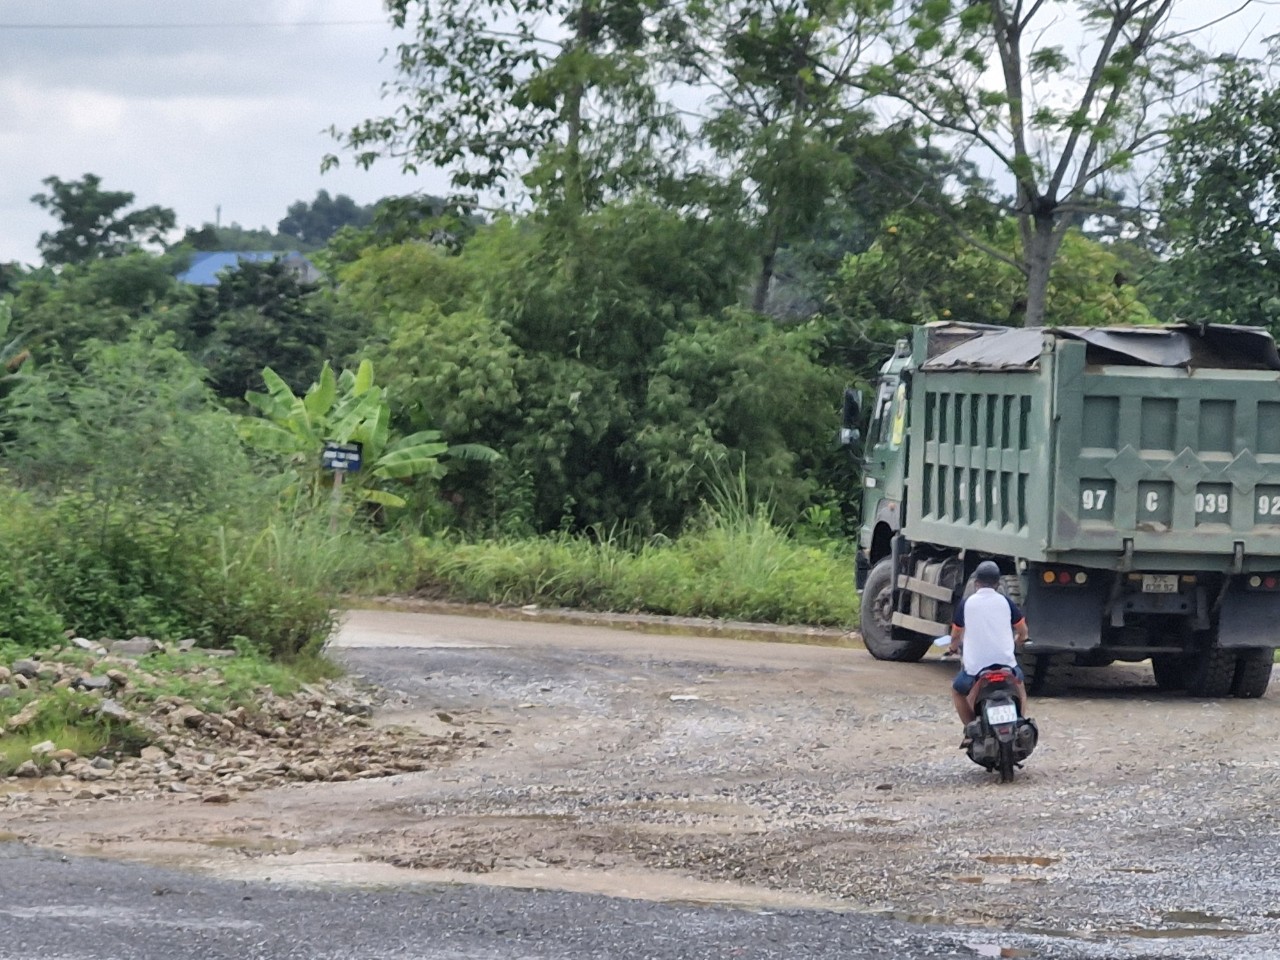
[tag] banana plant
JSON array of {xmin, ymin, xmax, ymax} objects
[
  {"xmin": 239, "ymin": 359, "xmax": 497, "ymax": 509},
  {"xmin": 0, "ymin": 300, "xmax": 32, "ymax": 404}
]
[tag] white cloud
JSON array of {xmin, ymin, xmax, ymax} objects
[{"xmin": 0, "ymin": 0, "xmax": 448, "ymax": 264}]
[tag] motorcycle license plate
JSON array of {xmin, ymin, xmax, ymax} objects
[
  {"xmin": 985, "ymin": 703, "xmax": 1018, "ymax": 725},
  {"xmin": 1142, "ymin": 574, "xmax": 1178, "ymax": 594}
]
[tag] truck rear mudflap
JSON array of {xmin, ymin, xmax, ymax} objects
[
  {"xmin": 1217, "ymin": 575, "xmax": 1280, "ymax": 648},
  {"xmin": 1021, "ymin": 566, "xmax": 1109, "ymax": 650}
]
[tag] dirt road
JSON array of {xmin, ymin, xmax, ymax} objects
[{"xmin": 5, "ymin": 606, "xmax": 1280, "ymax": 953}]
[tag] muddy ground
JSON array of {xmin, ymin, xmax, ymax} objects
[{"xmin": 4, "ymin": 605, "xmax": 1280, "ymax": 954}]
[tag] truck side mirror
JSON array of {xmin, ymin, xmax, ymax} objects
[{"xmin": 840, "ymin": 387, "xmax": 863, "ymax": 454}]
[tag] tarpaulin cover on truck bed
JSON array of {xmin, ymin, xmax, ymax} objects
[{"xmin": 920, "ymin": 323, "xmax": 1280, "ymax": 372}]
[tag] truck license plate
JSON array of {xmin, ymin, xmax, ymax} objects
[
  {"xmin": 985, "ymin": 703, "xmax": 1018, "ymax": 725},
  {"xmin": 1142, "ymin": 574, "xmax": 1178, "ymax": 594}
]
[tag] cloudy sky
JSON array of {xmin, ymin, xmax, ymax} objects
[{"xmin": 0, "ymin": 0, "xmax": 448, "ymax": 265}]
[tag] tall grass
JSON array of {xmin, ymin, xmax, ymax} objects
[{"xmin": 407, "ymin": 479, "xmax": 858, "ymax": 626}]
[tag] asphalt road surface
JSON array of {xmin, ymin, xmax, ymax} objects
[
  {"xmin": 0, "ymin": 842, "xmax": 1220, "ymax": 960},
  {"xmin": 2, "ymin": 606, "xmax": 1277, "ymax": 960}
]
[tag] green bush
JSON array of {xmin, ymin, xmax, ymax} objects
[
  {"xmin": 0, "ymin": 490, "xmax": 343, "ymax": 658},
  {"xmin": 0, "ymin": 564, "xmax": 64, "ymax": 654}
]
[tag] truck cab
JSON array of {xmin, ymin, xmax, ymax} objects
[{"xmin": 849, "ymin": 340, "xmax": 912, "ymax": 586}]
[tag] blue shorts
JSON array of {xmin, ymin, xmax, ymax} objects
[{"xmin": 953, "ymin": 665, "xmax": 1024, "ymax": 695}]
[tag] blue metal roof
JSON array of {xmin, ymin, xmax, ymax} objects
[{"xmin": 176, "ymin": 250, "xmax": 314, "ymax": 286}]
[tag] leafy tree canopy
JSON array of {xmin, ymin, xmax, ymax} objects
[
  {"xmin": 326, "ymin": 0, "xmax": 686, "ymax": 218},
  {"xmin": 9, "ymin": 252, "xmax": 188, "ymax": 366},
  {"xmin": 277, "ymin": 190, "xmax": 376, "ymax": 248},
  {"xmin": 836, "ymin": 0, "xmax": 1259, "ymax": 326},
  {"xmin": 176, "ymin": 222, "xmax": 285, "ymax": 253},
  {"xmin": 1157, "ymin": 53, "xmax": 1280, "ymax": 330},
  {"xmin": 826, "ymin": 213, "xmax": 1156, "ymax": 379},
  {"xmin": 31, "ymin": 173, "xmax": 176, "ymax": 267},
  {"xmin": 341, "ymin": 203, "xmax": 844, "ymax": 534},
  {"xmin": 174, "ymin": 257, "xmax": 356, "ymax": 402}
]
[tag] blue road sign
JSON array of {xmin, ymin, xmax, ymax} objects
[{"xmin": 321, "ymin": 441, "xmax": 363, "ymax": 472}]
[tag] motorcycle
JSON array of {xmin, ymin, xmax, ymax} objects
[{"xmin": 963, "ymin": 664, "xmax": 1038, "ymax": 782}]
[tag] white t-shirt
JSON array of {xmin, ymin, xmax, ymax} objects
[{"xmin": 954, "ymin": 587, "xmax": 1024, "ymax": 675}]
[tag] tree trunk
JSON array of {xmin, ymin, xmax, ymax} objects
[
  {"xmin": 561, "ymin": 1, "xmax": 593, "ymax": 218},
  {"xmin": 1021, "ymin": 213, "xmax": 1062, "ymax": 328},
  {"xmin": 752, "ymin": 219, "xmax": 783, "ymax": 314}
]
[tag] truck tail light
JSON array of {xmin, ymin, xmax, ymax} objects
[{"xmin": 1040, "ymin": 569, "xmax": 1087, "ymax": 586}]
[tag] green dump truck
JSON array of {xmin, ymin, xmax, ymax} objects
[{"xmin": 844, "ymin": 321, "xmax": 1280, "ymax": 698}]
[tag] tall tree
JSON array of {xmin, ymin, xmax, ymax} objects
[
  {"xmin": 177, "ymin": 258, "xmax": 346, "ymax": 401},
  {"xmin": 844, "ymin": 0, "xmax": 1256, "ymax": 326},
  {"xmin": 1158, "ymin": 54, "xmax": 1280, "ymax": 329},
  {"xmin": 677, "ymin": 1, "xmax": 879, "ymax": 312},
  {"xmin": 277, "ymin": 191, "xmax": 376, "ymax": 247},
  {"xmin": 31, "ymin": 174, "xmax": 176, "ymax": 266},
  {"xmin": 325, "ymin": 0, "xmax": 684, "ymax": 218}
]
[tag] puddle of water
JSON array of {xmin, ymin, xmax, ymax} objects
[
  {"xmin": 0, "ymin": 903, "xmax": 257, "ymax": 930},
  {"xmin": 968, "ymin": 945, "xmax": 1034, "ymax": 959},
  {"xmin": 877, "ymin": 910, "xmax": 1000, "ymax": 928},
  {"xmin": 1119, "ymin": 927, "xmax": 1251, "ymax": 940},
  {"xmin": 1162, "ymin": 910, "xmax": 1226, "ymax": 925},
  {"xmin": 600, "ymin": 800, "xmax": 758, "ymax": 818},
  {"xmin": 954, "ymin": 876, "xmax": 1044, "ymax": 885},
  {"xmin": 1110, "ymin": 866, "xmax": 1159, "ymax": 874},
  {"xmin": 204, "ymin": 837, "xmax": 304, "ymax": 855},
  {"xmin": 976, "ymin": 855, "xmax": 1058, "ymax": 867},
  {"xmin": 881, "ymin": 910, "xmax": 1253, "ymax": 944}
]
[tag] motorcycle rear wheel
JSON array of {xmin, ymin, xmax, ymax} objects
[{"xmin": 998, "ymin": 740, "xmax": 1016, "ymax": 783}]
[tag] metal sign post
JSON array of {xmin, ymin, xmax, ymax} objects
[{"xmin": 321, "ymin": 441, "xmax": 363, "ymax": 532}]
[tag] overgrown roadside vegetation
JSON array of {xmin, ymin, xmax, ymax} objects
[
  {"xmin": 402, "ymin": 504, "xmax": 859, "ymax": 627},
  {"xmin": 0, "ymin": 324, "xmax": 854, "ymax": 782}
]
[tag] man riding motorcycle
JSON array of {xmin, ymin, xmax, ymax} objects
[{"xmin": 947, "ymin": 561, "xmax": 1030, "ymax": 744}]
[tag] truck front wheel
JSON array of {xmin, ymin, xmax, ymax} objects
[{"xmin": 860, "ymin": 558, "xmax": 932, "ymax": 662}]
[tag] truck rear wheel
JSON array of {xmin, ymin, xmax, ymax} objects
[
  {"xmin": 1184, "ymin": 643, "xmax": 1236, "ymax": 698},
  {"xmin": 1232, "ymin": 649, "xmax": 1274, "ymax": 699},
  {"xmin": 860, "ymin": 558, "xmax": 932, "ymax": 662},
  {"xmin": 1026, "ymin": 652, "xmax": 1070, "ymax": 697},
  {"xmin": 1150, "ymin": 654, "xmax": 1188, "ymax": 691}
]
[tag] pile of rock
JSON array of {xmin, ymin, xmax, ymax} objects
[{"xmin": 0, "ymin": 638, "xmax": 475, "ymax": 807}]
